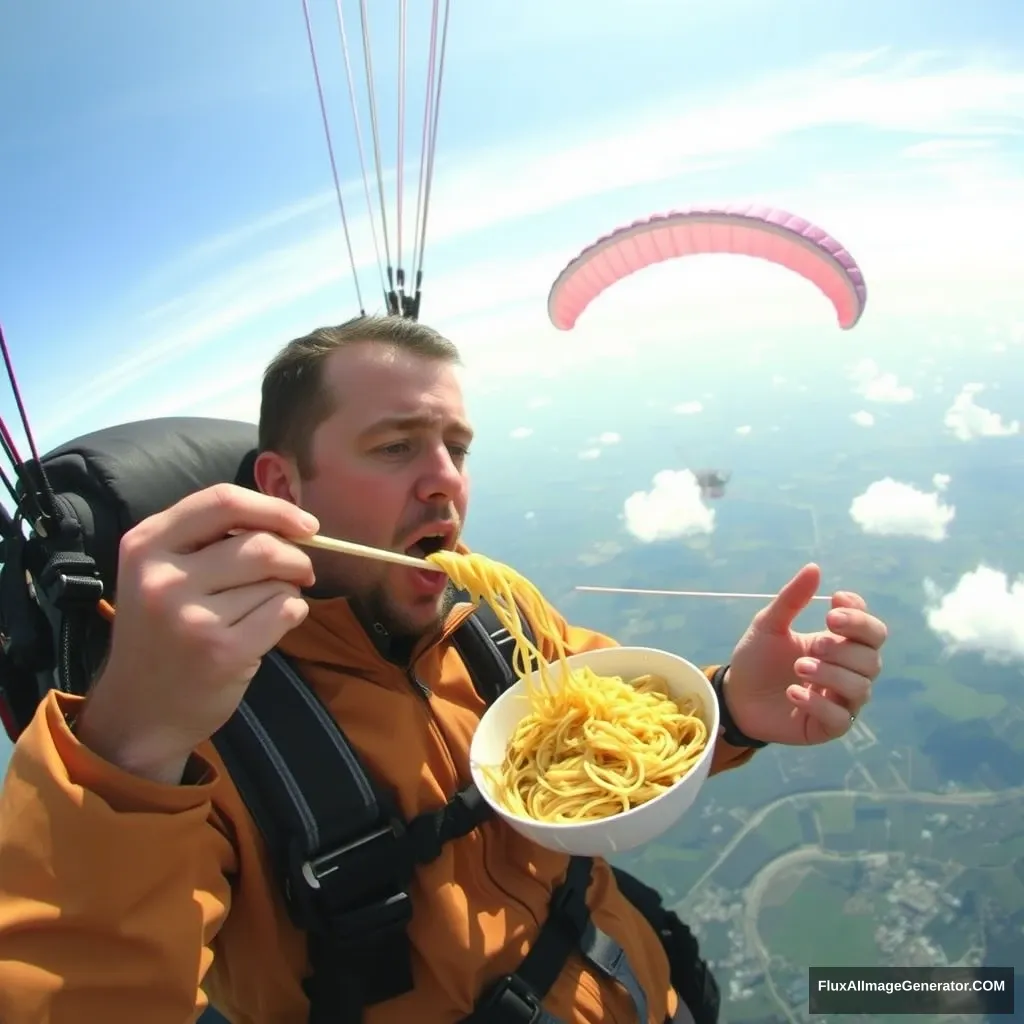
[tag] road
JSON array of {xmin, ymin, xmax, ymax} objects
[{"xmin": 677, "ymin": 782, "xmax": 1024, "ymax": 905}]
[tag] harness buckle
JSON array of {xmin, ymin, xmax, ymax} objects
[
  {"xmin": 287, "ymin": 820, "xmax": 414, "ymax": 941},
  {"xmin": 35, "ymin": 549, "xmax": 104, "ymax": 612},
  {"xmin": 474, "ymin": 972, "xmax": 544, "ymax": 1024}
]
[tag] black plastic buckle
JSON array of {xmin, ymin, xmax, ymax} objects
[
  {"xmin": 444, "ymin": 784, "xmax": 489, "ymax": 837},
  {"xmin": 475, "ymin": 973, "xmax": 543, "ymax": 1024},
  {"xmin": 287, "ymin": 821, "xmax": 414, "ymax": 938},
  {"xmin": 36, "ymin": 551, "xmax": 104, "ymax": 613}
]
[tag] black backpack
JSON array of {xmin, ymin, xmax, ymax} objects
[{"xmin": 0, "ymin": 415, "xmax": 720, "ymax": 1024}]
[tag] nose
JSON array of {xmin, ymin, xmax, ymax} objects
[{"xmin": 415, "ymin": 442, "xmax": 466, "ymax": 504}]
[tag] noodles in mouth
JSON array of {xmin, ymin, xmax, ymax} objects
[{"xmin": 427, "ymin": 549, "xmax": 710, "ymax": 824}]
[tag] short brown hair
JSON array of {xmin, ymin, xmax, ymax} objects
[{"xmin": 258, "ymin": 314, "xmax": 461, "ymax": 477}]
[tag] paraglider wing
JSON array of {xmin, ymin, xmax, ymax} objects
[{"xmin": 547, "ymin": 204, "xmax": 867, "ymax": 331}]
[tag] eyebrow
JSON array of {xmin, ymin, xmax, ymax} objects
[{"xmin": 359, "ymin": 413, "xmax": 474, "ymax": 441}]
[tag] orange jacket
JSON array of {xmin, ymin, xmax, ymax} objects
[{"xmin": 0, "ymin": 592, "xmax": 756, "ymax": 1024}]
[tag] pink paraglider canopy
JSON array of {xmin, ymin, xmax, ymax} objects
[{"xmin": 547, "ymin": 204, "xmax": 867, "ymax": 331}]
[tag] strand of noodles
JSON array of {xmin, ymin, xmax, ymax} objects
[{"xmin": 427, "ymin": 550, "xmax": 709, "ymax": 823}]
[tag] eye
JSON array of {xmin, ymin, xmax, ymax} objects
[{"xmin": 377, "ymin": 441, "xmax": 412, "ymax": 457}]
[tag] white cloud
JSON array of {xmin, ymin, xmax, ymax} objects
[
  {"xmin": 852, "ymin": 410, "xmax": 875, "ymax": 427},
  {"xmin": 925, "ymin": 565, "xmax": 1024, "ymax": 664},
  {"xmin": 848, "ymin": 358, "xmax": 915, "ymax": 404},
  {"xmin": 623, "ymin": 469, "xmax": 715, "ymax": 542},
  {"xmin": 849, "ymin": 478, "xmax": 955, "ymax": 541},
  {"xmin": 596, "ymin": 431, "xmax": 621, "ymax": 445},
  {"xmin": 944, "ymin": 383, "xmax": 1021, "ymax": 441},
  {"xmin": 932, "ymin": 472, "xmax": 951, "ymax": 491},
  {"xmin": 510, "ymin": 426, "xmax": 533, "ymax": 439},
  {"xmin": 736, "ymin": 425, "xmax": 752, "ymax": 435},
  {"xmin": 579, "ymin": 447, "xmax": 602, "ymax": 460},
  {"xmin": 673, "ymin": 401, "xmax": 704, "ymax": 415}
]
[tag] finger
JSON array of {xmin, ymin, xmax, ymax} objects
[
  {"xmin": 787, "ymin": 684, "xmax": 854, "ymax": 739},
  {"xmin": 825, "ymin": 607, "xmax": 888, "ymax": 649},
  {"xmin": 150, "ymin": 483, "xmax": 319, "ymax": 554},
  {"xmin": 190, "ymin": 529, "xmax": 316, "ymax": 594},
  {"xmin": 810, "ymin": 633, "xmax": 883, "ymax": 680},
  {"xmin": 831, "ymin": 590, "xmax": 867, "ymax": 612},
  {"xmin": 754, "ymin": 563, "xmax": 822, "ymax": 635},
  {"xmin": 207, "ymin": 580, "xmax": 304, "ymax": 627},
  {"xmin": 228, "ymin": 587, "xmax": 311, "ymax": 655},
  {"xmin": 794, "ymin": 657, "xmax": 871, "ymax": 709}
]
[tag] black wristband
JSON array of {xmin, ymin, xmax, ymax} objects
[{"xmin": 710, "ymin": 664, "xmax": 769, "ymax": 749}]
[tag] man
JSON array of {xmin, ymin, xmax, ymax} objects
[{"xmin": 0, "ymin": 315, "xmax": 886, "ymax": 1023}]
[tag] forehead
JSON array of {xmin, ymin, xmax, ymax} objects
[{"xmin": 322, "ymin": 341, "xmax": 469, "ymax": 429}]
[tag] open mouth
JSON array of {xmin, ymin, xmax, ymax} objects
[{"xmin": 405, "ymin": 530, "xmax": 451, "ymax": 559}]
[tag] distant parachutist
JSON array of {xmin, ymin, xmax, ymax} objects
[{"xmin": 695, "ymin": 469, "xmax": 730, "ymax": 500}]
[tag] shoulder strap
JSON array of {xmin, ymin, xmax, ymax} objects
[
  {"xmin": 211, "ymin": 651, "xmax": 418, "ymax": 1017},
  {"xmin": 450, "ymin": 598, "xmax": 539, "ymax": 704}
]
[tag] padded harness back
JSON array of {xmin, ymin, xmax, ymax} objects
[{"xmin": 37, "ymin": 416, "xmax": 259, "ymax": 596}]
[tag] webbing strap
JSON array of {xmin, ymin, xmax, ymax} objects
[
  {"xmin": 212, "ymin": 651, "xmax": 416, "ymax": 1014},
  {"xmin": 212, "ymin": 651, "xmax": 386, "ymax": 879},
  {"xmin": 462, "ymin": 857, "xmax": 650, "ymax": 1024}
]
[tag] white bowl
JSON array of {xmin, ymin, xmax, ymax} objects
[{"xmin": 469, "ymin": 645, "xmax": 720, "ymax": 856}]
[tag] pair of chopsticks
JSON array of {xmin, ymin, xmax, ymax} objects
[
  {"xmin": 295, "ymin": 535, "xmax": 830, "ymax": 601},
  {"xmin": 294, "ymin": 534, "xmax": 445, "ymax": 572}
]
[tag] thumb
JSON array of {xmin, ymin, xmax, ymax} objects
[{"xmin": 754, "ymin": 563, "xmax": 822, "ymax": 635}]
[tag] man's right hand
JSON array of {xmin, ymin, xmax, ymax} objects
[{"xmin": 75, "ymin": 483, "xmax": 319, "ymax": 784}]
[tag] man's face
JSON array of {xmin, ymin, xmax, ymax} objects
[{"xmin": 258, "ymin": 342, "xmax": 472, "ymax": 639}]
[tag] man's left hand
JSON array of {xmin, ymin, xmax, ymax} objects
[{"xmin": 723, "ymin": 563, "xmax": 887, "ymax": 747}]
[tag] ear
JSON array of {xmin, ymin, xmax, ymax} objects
[{"xmin": 253, "ymin": 450, "xmax": 301, "ymax": 504}]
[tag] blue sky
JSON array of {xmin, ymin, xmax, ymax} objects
[{"xmin": 1, "ymin": 0, "xmax": 1022, "ymax": 454}]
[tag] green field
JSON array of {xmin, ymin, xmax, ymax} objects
[
  {"xmin": 816, "ymin": 798, "xmax": 855, "ymax": 836},
  {"xmin": 758, "ymin": 862, "xmax": 880, "ymax": 968}
]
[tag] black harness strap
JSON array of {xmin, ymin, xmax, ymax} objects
[
  {"xmin": 464, "ymin": 856, "xmax": 650, "ymax": 1024},
  {"xmin": 212, "ymin": 651, "xmax": 418, "ymax": 1016}
]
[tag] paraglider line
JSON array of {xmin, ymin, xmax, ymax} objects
[
  {"xmin": 358, "ymin": 0, "xmax": 397, "ymax": 305},
  {"xmin": 300, "ymin": 0, "xmax": 366, "ymax": 315},
  {"xmin": 396, "ymin": 0, "xmax": 407, "ymax": 290},
  {"xmin": 414, "ymin": 0, "xmax": 449, "ymax": 285},
  {"xmin": 332, "ymin": 0, "xmax": 388, "ymax": 307},
  {"xmin": 0, "ymin": 324, "xmax": 57, "ymax": 527},
  {"xmin": 409, "ymin": 0, "xmax": 440, "ymax": 306},
  {"xmin": 0, "ymin": 462, "xmax": 19, "ymax": 511}
]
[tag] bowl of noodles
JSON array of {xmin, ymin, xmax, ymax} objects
[{"xmin": 468, "ymin": 645, "xmax": 721, "ymax": 856}]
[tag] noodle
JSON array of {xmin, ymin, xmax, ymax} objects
[{"xmin": 426, "ymin": 549, "xmax": 709, "ymax": 824}]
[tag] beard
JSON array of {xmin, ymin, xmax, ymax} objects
[
  {"xmin": 308, "ymin": 557, "xmax": 462, "ymax": 657},
  {"xmin": 353, "ymin": 578, "xmax": 460, "ymax": 643}
]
